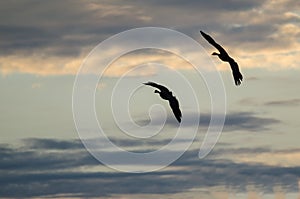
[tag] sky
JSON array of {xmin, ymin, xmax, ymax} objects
[{"xmin": 0, "ymin": 0, "xmax": 300, "ymax": 198}]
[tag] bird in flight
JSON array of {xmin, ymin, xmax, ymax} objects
[
  {"xmin": 200, "ymin": 30, "xmax": 243, "ymax": 86},
  {"xmin": 143, "ymin": 81, "xmax": 182, "ymax": 123}
]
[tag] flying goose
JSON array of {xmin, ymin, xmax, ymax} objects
[
  {"xmin": 143, "ymin": 81, "xmax": 182, "ymax": 123},
  {"xmin": 200, "ymin": 30, "xmax": 243, "ymax": 86}
]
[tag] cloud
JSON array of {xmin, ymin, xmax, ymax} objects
[
  {"xmin": 209, "ymin": 147, "xmax": 300, "ymax": 167},
  {"xmin": 0, "ymin": 139, "xmax": 300, "ymax": 198},
  {"xmin": 31, "ymin": 83, "xmax": 41, "ymax": 89},
  {"xmin": 239, "ymin": 98, "xmax": 300, "ymax": 107},
  {"xmin": 0, "ymin": 0, "xmax": 151, "ymax": 76},
  {"xmin": 0, "ymin": 54, "xmax": 84, "ymax": 76},
  {"xmin": 221, "ymin": 112, "xmax": 279, "ymax": 131},
  {"xmin": 137, "ymin": 111, "xmax": 280, "ymax": 132},
  {"xmin": 264, "ymin": 98, "xmax": 300, "ymax": 106},
  {"xmin": 22, "ymin": 138, "xmax": 83, "ymax": 150},
  {"xmin": 0, "ymin": 0, "xmax": 300, "ymax": 76},
  {"xmin": 232, "ymin": 149, "xmax": 300, "ymax": 167},
  {"xmin": 238, "ymin": 98, "xmax": 261, "ymax": 106},
  {"xmin": 0, "ymin": 45, "xmax": 204, "ymax": 76},
  {"xmin": 0, "ymin": 0, "xmax": 149, "ymax": 55},
  {"xmin": 130, "ymin": 0, "xmax": 266, "ymax": 11}
]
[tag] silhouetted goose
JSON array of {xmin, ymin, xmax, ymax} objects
[
  {"xmin": 143, "ymin": 81, "xmax": 182, "ymax": 123},
  {"xmin": 200, "ymin": 30, "xmax": 243, "ymax": 86}
]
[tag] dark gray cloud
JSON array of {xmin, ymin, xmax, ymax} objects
[
  {"xmin": 23, "ymin": 138, "xmax": 83, "ymax": 150},
  {"xmin": 0, "ymin": 137, "xmax": 194, "ymax": 171},
  {"xmin": 0, "ymin": 0, "xmax": 145, "ymax": 57},
  {"xmin": 0, "ymin": 25, "xmax": 55, "ymax": 52},
  {"xmin": 0, "ymin": 0, "xmax": 297, "ymax": 59},
  {"xmin": 0, "ymin": 23, "xmax": 132, "ymax": 56},
  {"xmin": 222, "ymin": 112, "xmax": 279, "ymax": 131},
  {"xmin": 264, "ymin": 98, "xmax": 300, "ymax": 106},
  {"xmin": 129, "ymin": 0, "xmax": 266, "ymax": 11},
  {"xmin": 239, "ymin": 98, "xmax": 300, "ymax": 107},
  {"xmin": 219, "ymin": 24, "xmax": 277, "ymax": 47},
  {"xmin": 0, "ymin": 139, "xmax": 299, "ymax": 198},
  {"xmin": 122, "ymin": 0, "xmax": 299, "ymax": 53},
  {"xmin": 0, "ymin": 146, "xmax": 96, "ymax": 171},
  {"xmin": 22, "ymin": 137, "xmax": 191, "ymax": 150},
  {"xmin": 138, "ymin": 111, "xmax": 280, "ymax": 132},
  {"xmin": 108, "ymin": 137, "xmax": 191, "ymax": 148}
]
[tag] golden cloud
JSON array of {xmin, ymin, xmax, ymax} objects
[
  {"xmin": 0, "ymin": 54, "xmax": 82, "ymax": 76},
  {"xmin": 231, "ymin": 150, "xmax": 300, "ymax": 167},
  {"xmin": 0, "ymin": 48, "xmax": 214, "ymax": 76},
  {"xmin": 1, "ymin": 9, "xmax": 300, "ymax": 77}
]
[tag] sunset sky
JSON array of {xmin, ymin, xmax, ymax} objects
[{"xmin": 1, "ymin": 0, "xmax": 300, "ymax": 198}]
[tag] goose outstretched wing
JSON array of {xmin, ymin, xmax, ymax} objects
[
  {"xmin": 200, "ymin": 31, "xmax": 228, "ymax": 56},
  {"xmin": 143, "ymin": 81, "xmax": 170, "ymax": 93}
]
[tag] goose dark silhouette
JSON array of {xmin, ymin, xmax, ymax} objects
[
  {"xmin": 143, "ymin": 81, "xmax": 182, "ymax": 123},
  {"xmin": 200, "ymin": 30, "xmax": 243, "ymax": 86}
]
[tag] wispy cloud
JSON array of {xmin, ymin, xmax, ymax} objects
[
  {"xmin": 264, "ymin": 98, "xmax": 300, "ymax": 106},
  {"xmin": 31, "ymin": 82, "xmax": 41, "ymax": 89},
  {"xmin": 22, "ymin": 138, "xmax": 83, "ymax": 150},
  {"xmin": 231, "ymin": 149, "xmax": 300, "ymax": 167},
  {"xmin": 137, "ymin": 111, "xmax": 280, "ymax": 132},
  {"xmin": 239, "ymin": 98, "xmax": 300, "ymax": 107}
]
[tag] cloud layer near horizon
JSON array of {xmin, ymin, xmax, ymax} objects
[{"xmin": 0, "ymin": 138, "xmax": 300, "ymax": 198}]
